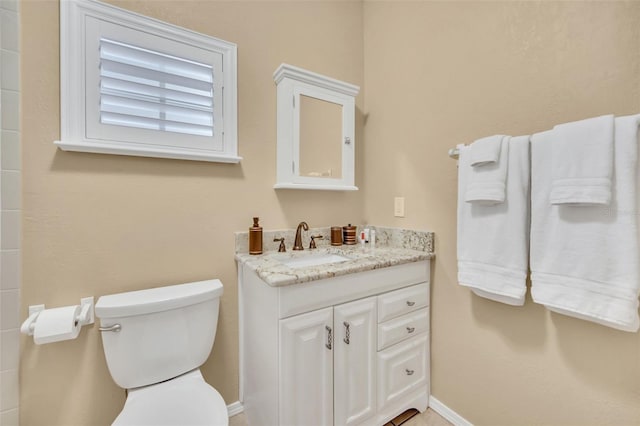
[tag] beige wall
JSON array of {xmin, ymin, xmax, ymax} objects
[
  {"xmin": 20, "ymin": 1, "xmax": 364, "ymax": 425},
  {"xmin": 363, "ymin": 1, "xmax": 640, "ymax": 425}
]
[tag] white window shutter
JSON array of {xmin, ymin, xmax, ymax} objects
[{"xmin": 99, "ymin": 38, "xmax": 215, "ymax": 137}]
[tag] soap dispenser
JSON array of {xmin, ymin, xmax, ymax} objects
[{"xmin": 249, "ymin": 217, "xmax": 263, "ymax": 255}]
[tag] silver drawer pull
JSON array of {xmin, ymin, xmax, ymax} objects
[
  {"xmin": 406, "ymin": 326, "xmax": 415, "ymax": 333},
  {"xmin": 325, "ymin": 326, "xmax": 332, "ymax": 350},
  {"xmin": 405, "ymin": 368, "xmax": 415, "ymax": 376},
  {"xmin": 99, "ymin": 324, "xmax": 121, "ymax": 332},
  {"xmin": 406, "ymin": 301, "xmax": 416, "ymax": 307},
  {"xmin": 343, "ymin": 322, "xmax": 350, "ymax": 345}
]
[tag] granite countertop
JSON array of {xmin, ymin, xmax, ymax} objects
[{"xmin": 235, "ymin": 226, "xmax": 434, "ymax": 287}]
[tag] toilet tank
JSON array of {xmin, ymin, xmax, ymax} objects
[{"xmin": 95, "ymin": 279, "xmax": 223, "ymax": 389}]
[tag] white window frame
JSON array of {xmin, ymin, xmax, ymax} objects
[{"xmin": 55, "ymin": 0, "xmax": 241, "ymax": 163}]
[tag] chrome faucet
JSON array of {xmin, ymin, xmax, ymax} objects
[{"xmin": 293, "ymin": 221, "xmax": 309, "ymax": 251}]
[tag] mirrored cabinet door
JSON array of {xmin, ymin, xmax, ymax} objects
[
  {"xmin": 274, "ymin": 64, "xmax": 359, "ymax": 191},
  {"xmin": 299, "ymin": 95, "xmax": 343, "ymax": 179}
]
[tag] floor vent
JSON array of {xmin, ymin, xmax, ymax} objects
[{"xmin": 384, "ymin": 408, "xmax": 420, "ymax": 426}]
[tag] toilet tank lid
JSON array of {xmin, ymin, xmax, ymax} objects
[{"xmin": 95, "ymin": 279, "xmax": 223, "ymax": 319}]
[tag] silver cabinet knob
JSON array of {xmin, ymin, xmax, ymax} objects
[{"xmin": 405, "ymin": 368, "xmax": 415, "ymax": 376}]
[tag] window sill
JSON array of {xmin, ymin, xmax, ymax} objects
[{"xmin": 54, "ymin": 140, "xmax": 242, "ymax": 164}]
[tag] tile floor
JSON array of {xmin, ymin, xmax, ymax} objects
[{"xmin": 228, "ymin": 408, "xmax": 453, "ymax": 426}]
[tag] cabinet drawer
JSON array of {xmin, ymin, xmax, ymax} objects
[
  {"xmin": 377, "ymin": 283, "xmax": 429, "ymax": 323},
  {"xmin": 377, "ymin": 307, "xmax": 429, "ymax": 351},
  {"xmin": 377, "ymin": 334, "xmax": 429, "ymax": 411}
]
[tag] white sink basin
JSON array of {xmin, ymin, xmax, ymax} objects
[{"xmin": 279, "ymin": 253, "xmax": 351, "ymax": 269}]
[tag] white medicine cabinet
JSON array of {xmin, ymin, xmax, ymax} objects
[{"xmin": 273, "ymin": 64, "xmax": 360, "ymax": 190}]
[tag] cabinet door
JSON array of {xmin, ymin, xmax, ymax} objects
[
  {"xmin": 377, "ymin": 334, "xmax": 429, "ymax": 412},
  {"xmin": 279, "ymin": 307, "xmax": 334, "ymax": 426},
  {"xmin": 334, "ymin": 297, "xmax": 377, "ymax": 426}
]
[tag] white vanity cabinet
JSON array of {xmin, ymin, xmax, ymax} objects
[{"xmin": 239, "ymin": 260, "xmax": 430, "ymax": 426}]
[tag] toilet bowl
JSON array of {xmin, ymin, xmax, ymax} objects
[
  {"xmin": 95, "ymin": 279, "xmax": 227, "ymax": 426},
  {"xmin": 113, "ymin": 370, "xmax": 227, "ymax": 426}
]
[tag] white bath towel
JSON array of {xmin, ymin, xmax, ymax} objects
[
  {"xmin": 550, "ymin": 115, "xmax": 614, "ymax": 205},
  {"xmin": 469, "ymin": 135, "xmax": 505, "ymax": 167},
  {"xmin": 457, "ymin": 136, "xmax": 530, "ymax": 306},
  {"xmin": 530, "ymin": 115, "xmax": 640, "ymax": 332},
  {"xmin": 465, "ymin": 136, "xmax": 510, "ymax": 204}
]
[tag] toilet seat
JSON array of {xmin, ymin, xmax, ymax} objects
[{"xmin": 113, "ymin": 370, "xmax": 228, "ymax": 426}]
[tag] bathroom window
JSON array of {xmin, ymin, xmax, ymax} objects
[{"xmin": 55, "ymin": 0, "xmax": 240, "ymax": 163}]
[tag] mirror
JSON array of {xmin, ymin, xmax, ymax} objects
[
  {"xmin": 273, "ymin": 64, "xmax": 359, "ymax": 191},
  {"xmin": 299, "ymin": 95, "xmax": 343, "ymax": 179}
]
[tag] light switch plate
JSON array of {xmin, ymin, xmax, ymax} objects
[{"xmin": 394, "ymin": 197, "xmax": 405, "ymax": 217}]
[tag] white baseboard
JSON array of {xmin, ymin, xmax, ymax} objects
[
  {"xmin": 227, "ymin": 401, "xmax": 244, "ymax": 417},
  {"xmin": 429, "ymin": 396, "xmax": 473, "ymax": 426},
  {"xmin": 229, "ymin": 396, "xmax": 467, "ymax": 423}
]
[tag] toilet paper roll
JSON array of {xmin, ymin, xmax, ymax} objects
[{"xmin": 33, "ymin": 305, "xmax": 81, "ymax": 345}]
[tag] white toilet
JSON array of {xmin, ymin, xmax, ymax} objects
[{"xmin": 94, "ymin": 279, "xmax": 228, "ymax": 426}]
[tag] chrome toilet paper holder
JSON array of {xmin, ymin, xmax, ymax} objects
[{"xmin": 20, "ymin": 297, "xmax": 95, "ymax": 337}]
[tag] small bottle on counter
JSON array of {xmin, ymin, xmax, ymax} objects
[
  {"xmin": 370, "ymin": 230, "xmax": 376, "ymax": 249},
  {"xmin": 249, "ymin": 217, "xmax": 263, "ymax": 255}
]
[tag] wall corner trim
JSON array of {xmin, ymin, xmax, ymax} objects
[{"xmin": 429, "ymin": 395, "xmax": 473, "ymax": 426}]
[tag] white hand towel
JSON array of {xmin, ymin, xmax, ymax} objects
[
  {"xmin": 465, "ymin": 136, "xmax": 510, "ymax": 205},
  {"xmin": 457, "ymin": 136, "xmax": 530, "ymax": 306},
  {"xmin": 469, "ymin": 135, "xmax": 505, "ymax": 167},
  {"xmin": 530, "ymin": 115, "xmax": 640, "ymax": 332},
  {"xmin": 550, "ymin": 115, "xmax": 614, "ymax": 205}
]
